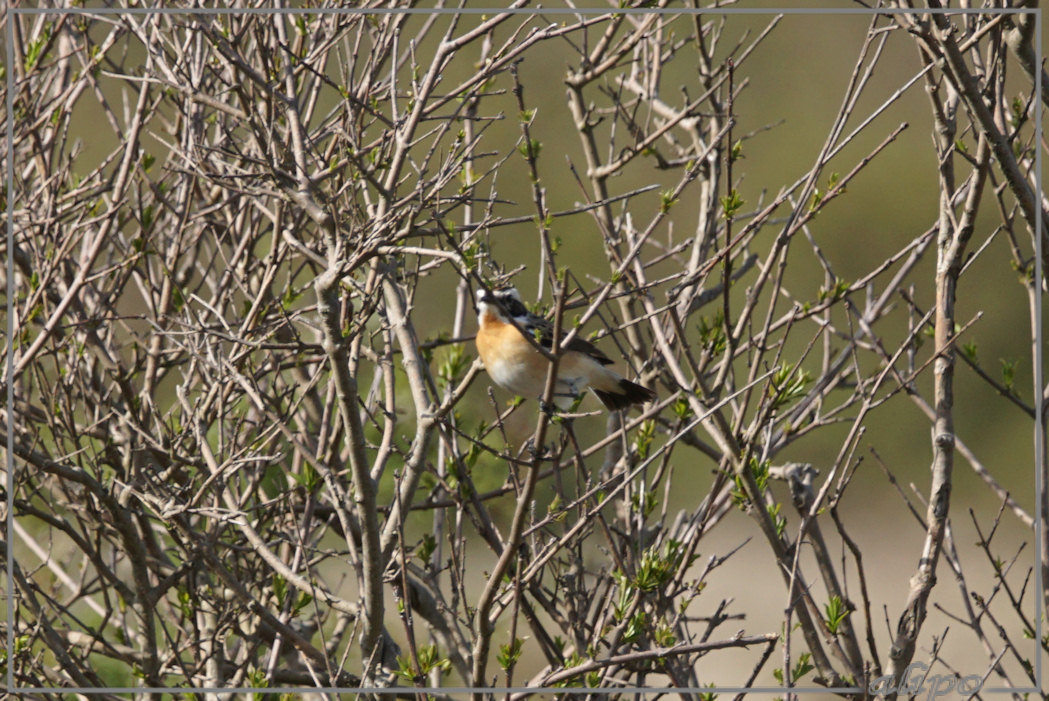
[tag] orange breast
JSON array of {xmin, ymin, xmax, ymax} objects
[
  {"xmin": 475, "ymin": 311, "xmax": 550, "ymax": 397},
  {"xmin": 475, "ymin": 310, "xmax": 615, "ymax": 403}
]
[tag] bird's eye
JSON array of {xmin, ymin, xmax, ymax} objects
[{"xmin": 504, "ymin": 299, "xmax": 528, "ymax": 317}]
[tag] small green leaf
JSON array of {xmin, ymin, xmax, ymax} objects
[
  {"xmin": 293, "ymin": 591, "xmax": 313, "ymax": 615},
  {"xmin": 768, "ymin": 502, "xmax": 786, "ymax": 538},
  {"xmin": 1000, "ymin": 358, "xmax": 1018, "ymax": 392},
  {"xmin": 720, "ymin": 189, "xmax": 744, "ymax": 219},
  {"xmin": 817, "ymin": 277, "xmax": 850, "ymax": 303},
  {"xmin": 395, "ymin": 644, "xmax": 451, "ymax": 682},
  {"xmin": 140, "ymin": 204, "xmax": 154, "ymax": 230},
  {"xmin": 731, "ymin": 458, "xmax": 771, "ymax": 508},
  {"xmin": 697, "ymin": 311, "xmax": 726, "ymax": 355},
  {"xmin": 660, "ymin": 189, "xmax": 677, "ymax": 213},
  {"xmin": 632, "ymin": 539, "xmax": 686, "ymax": 593},
  {"xmin": 517, "ymin": 138, "xmax": 542, "ymax": 160},
  {"xmin": 1010, "ymin": 94, "xmax": 1026, "ymax": 127},
  {"xmin": 654, "ymin": 621, "xmax": 676, "ymax": 647},
  {"xmin": 634, "ymin": 419, "xmax": 656, "ymax": 459},
  {"xmin": 288, "ymin": 462, "xmax": 321, "ymax": 493},
  {"xmin": 672, "ymin": 395, "xmax": 693, "ymax": 420},
  {"xmin": 768, "ymin": 363, "xmax": 811, "ymax": 411},
  {"xmin": 622, "ymin": 610, "xmax": 646, "ymax": 643},
  {"xmin": 417, "ymin": 533, "xmax": 437, "ymax": 563},
  {"xmin": 497, "ymin": 637, "xmax": 524, "ymax": 671},
  {"xmin": 730, "ymin": 139, "xmax": 743, "ymax": 162},
  {"xmin": 272, "ymin": 574, "xmax": 287, "ymax": 606},
  {"xmin": 823, "ymin": 595, "xmax": 849, "ymax": 634},
  {"xmin": 23, "ymin": 23, "xmax": 52, "ymax": 71},
  {"xmin": 792, "ymin": 652, "xmax": 815, "ymax": 681},
  {"xmin": 171, "ymin": 286, "xmax": 185, "ymax": 313},
  {"xmin": 437, "ymin": 343, "xmax": 468, "ymax": 387}
]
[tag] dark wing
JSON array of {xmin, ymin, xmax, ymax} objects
[{"xmin": 518, "ymin": 315, "xmax": 614, "ymax": 365}]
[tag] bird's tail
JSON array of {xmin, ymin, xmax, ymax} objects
[{"xmin": 593, "ymin": 377, "xmax": 656, "ymax": 411}]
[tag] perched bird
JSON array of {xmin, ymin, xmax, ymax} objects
[{"xmin": 474, "ymin": 286, "xmax": 656, "ymax": 411}]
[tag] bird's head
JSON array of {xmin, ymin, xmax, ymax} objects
[{"xmin": 477, "ymin": 286, "xmax": 528, "ymax": 322}]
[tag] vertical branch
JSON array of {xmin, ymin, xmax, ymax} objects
[
  {"xmin": 510, "ymin": 63, "xmax": 555, "ymax": 299},
  {"xmin": 271, "ymin": 5, "xmax": 390, "ymax": 677},
  {"xmin": 718, "ymin": 59, "xmax": 737, "ymax": 391},
  {"xmin": 471, "ymin": 282, "xmax": 567, "ymax": 695},
  {"xmin": 377, "ymin": 271, "xmax": 437, "ymax": 559},
  {"xmin": 314, "ymin": 254, "xmax": 385, "ymax": 678},
  {"xmin": 886, "ymin": 33, "xmax": 990, "ymax": 688}
]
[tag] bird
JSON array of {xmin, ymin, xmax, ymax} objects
[{"xmin": 474, "ymin": 286, "xmax": 656, "ymax": 411}]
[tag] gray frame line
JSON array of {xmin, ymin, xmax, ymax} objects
[
  {"xmin": 5, "ymin": 6, "xmax": 15, "ymax": 697},
  {"xmin": 10, "ymin": 688, "xmax": 868, "ymax": 696},
  {"xmin": 2, "ymin": 4, "xmax": 1040, "ymax": 696},
  {"xmin": 1034, "ymin": 5, "xmax": 1045, "ymax": 693},
  {"xmin": 3, "ymin": 6, "xmax": 1042, "ymax": 14}
]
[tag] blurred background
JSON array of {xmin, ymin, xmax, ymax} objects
[{"xmin": 11, "ymin": 3, "xmax": 1042, "ymax": 693}]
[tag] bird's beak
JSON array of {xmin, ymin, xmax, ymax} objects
[{"xmin": 474, "ymin": 289, "xmax": 496, "ymax": 317}]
